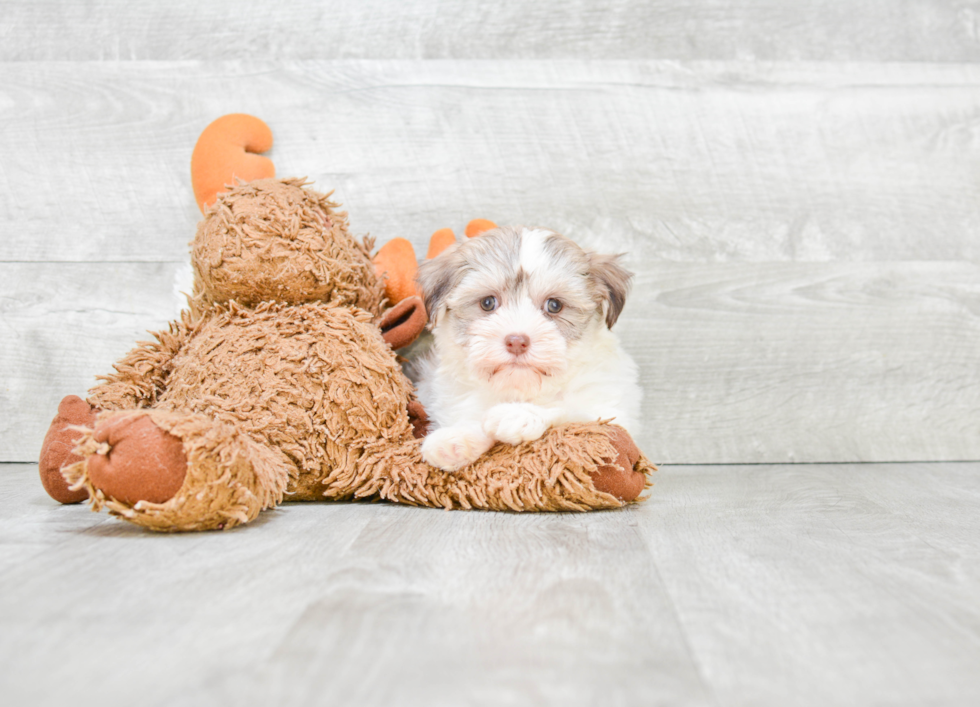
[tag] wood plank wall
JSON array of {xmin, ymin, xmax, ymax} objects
[{"xmin": 1, "ymin": 1, "xmax": 978, "ymax": 463}]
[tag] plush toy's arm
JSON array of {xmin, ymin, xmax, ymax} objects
[
  {"xmin": 364, "ymin": 421, "xmax": 652, "ymax": 512},
  {"xmin": 86, "ymin": 311, "xmax": 197, "ymax": 411}
]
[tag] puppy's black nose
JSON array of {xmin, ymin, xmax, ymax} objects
[{"xmin": 505, "ymin": 334, "xmax": 531, "ymax": 355}]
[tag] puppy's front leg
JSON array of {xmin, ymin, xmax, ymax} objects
[
  {"xmin": 483, "ymin": 402, "xmax": 560, "ymax": 446},
  {"xmin": 421, "ymin": 422, "xmax": 496, "ymax": 472}
]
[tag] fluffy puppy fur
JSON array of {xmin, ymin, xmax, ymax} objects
[{"xmin": 414, "ymin": 225, "xmax": 642, "ymax": 471}]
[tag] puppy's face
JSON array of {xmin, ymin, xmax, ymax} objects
[{"xmin": 417, "ymin": 226, "xmax": 632, "ymax": 397}]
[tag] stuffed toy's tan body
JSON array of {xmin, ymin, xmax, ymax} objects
[{"xmin": 38, "ymin": 128, "xmax": 652, "ymax": 532}]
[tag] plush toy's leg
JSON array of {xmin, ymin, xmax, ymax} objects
[
  {"xmin": 373, "ymin": 422, "xmax": 654, "ymax": 512},
  {"xmin": 39, "ymin": 395, "xmax": 99, "ymax": 504},
  {"xmin": 63, "ymin": 409, "xmax": 292, "ymax": 531}
]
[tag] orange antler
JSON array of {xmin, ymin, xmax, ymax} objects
[
  {"xmin": 191, "ymin": 114, "xmax": 275, "ymax": 213},
  {"xmin": 465, "ymin": 219, "xmax": 497, "ymax": 238},
  {"xmin": 424, "ymin": 219, "xmax": 497, "ymax": 261},
  {"xmin": 373, "ymin": 238, "xmax": 420, "ymax": 304},
  {"xmin": 426, "ymin": 228, "xmax": 457, "ymax": 259},
  {"xmin": 373, "ymin": 219, "xmax": 498, "ymax": 305}
]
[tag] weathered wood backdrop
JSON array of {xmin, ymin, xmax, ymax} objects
[{"xmin": 1, "ymin": 1, "xmax": 978, "ymax": 463}]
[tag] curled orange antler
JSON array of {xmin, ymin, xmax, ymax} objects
[{"xmin": 191, "ymin": 114, "xmax": 275, "ymax": 213}]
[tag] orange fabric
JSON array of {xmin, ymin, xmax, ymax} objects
[
  {"xmin": 191, "ymin": 114, "xmax": 275, "ymax": 213},
  {"xmin": 373, "ymin": 237, "xmax": 419, "ymax": 303},
  {"xmin": 426, "ymin": 228, "xmax": 457, "ymax": 258},
  {"xmin": 590, "ymin": 426, "xmax": 646, "ymax": 501},
  {"xmin": 38, "ymin": 395, "xmax": 98, "ymax": 504},
  {"xmin": 86, "ymin": 414, "xmax": 188, "ymax": 506},
  {"xmin": 465, "ymin": 219, "xmax": 497, "ymax": 238},
  {"xmin": 377, "ymin": 296, "xmax": 426, "ymax": 350}
]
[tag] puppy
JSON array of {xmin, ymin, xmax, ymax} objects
[{"xmin": 414, "ymin": 225, "xmax": 642, "ymax": 471}]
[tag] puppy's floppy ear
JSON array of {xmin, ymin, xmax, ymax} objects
[
  {"xmin": 416, "ymin": 245, "xmax": 464, "ymax": 326},
  {"xmin": 587, "ymin": 253, "xmax": 633, "ymax": 328}
]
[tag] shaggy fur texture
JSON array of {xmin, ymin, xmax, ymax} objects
[
  {"xmin": 51, "ymin": 180, "xmax": 653, "ymax": 531},
  {"xmin": 191, "ymin": 178, "xmax": 385, "ymax": 317}
]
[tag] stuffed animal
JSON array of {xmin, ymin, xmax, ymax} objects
[{"xmin": 37, "ymin": 114, "xmax": 654, "ymax": 531}]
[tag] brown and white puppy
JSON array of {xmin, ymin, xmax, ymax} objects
[{"xmin": 414, "ymin": 226, "xmax": 641, "ymax": 471}]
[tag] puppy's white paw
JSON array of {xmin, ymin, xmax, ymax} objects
[
  {"xmin": 421, "ymin": 424, "xmax": 495, "ymax": 471},
  {"xmin": 483, "ymin": 403, "xmax": 551, "ymax": 445}
]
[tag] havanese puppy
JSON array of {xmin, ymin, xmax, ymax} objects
[{"xmin": 413, "ymin": 225, "xmax": 642, "ymax": 471}]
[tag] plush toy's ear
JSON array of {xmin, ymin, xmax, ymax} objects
[
  {"xmin": 377, "ymin": 296, "xmax": 427, "ymax": 350},
  {"xmin": 588, "ymin": 253, "xmax": 633, "ymax": 328},
  {"xmin": 191, "ymin": 114, "xmax": 275, "ymax": 213}
]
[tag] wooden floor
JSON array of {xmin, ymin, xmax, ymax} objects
[{"xmin": 3, "ymin": 461, "xmax": 979, "ymax": 706}]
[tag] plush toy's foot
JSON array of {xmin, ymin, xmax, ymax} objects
[
  {"xmin": 39, "ymin": 395, "xmax": 99, "ymax": 503},
  {"xmin": 64, "ymin": 409, "xmax": 291, "ymax": 531},
  {"xmin": 85, "ymin": 413, "xmax": 188, "ymax": 506},
  {"xmin": 590, "ymin": 426, "xmax": 646, "ymax": 502}
]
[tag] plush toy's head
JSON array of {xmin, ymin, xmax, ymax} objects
[
  {"xmin": 190, "ymin": 177, "xmax": 386, "ymax": 316},
  {"xmin": 187, "ymin": 114, "xmax": 428, "ymax": 349}
]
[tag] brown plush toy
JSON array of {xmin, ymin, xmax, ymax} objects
[{"xmin": 37, "ymin": 114, "xmax": 653, "ymax": 531}]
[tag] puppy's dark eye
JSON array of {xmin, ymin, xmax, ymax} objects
[
  {"xmin": 480, "ymin": 295, "xmax": 498, "ymax": 312},
  {"xmin": 545, "ymin": 298, "xmax": 563, "ymax": 314}
]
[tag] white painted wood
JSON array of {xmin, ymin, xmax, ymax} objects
[
  {"xmin": 5, "ymin": 261, "xmax": 977, "ymax": 464},
  {"xmin": 1, "ymin": 263, "xmax": 180, "ymax": 462},
  {"xmin": 2, "ymin": 11, "xmax": 979, "ymax": 465},
  {"xmin": 3, "ymin": 1, "xmax": 980, "ymax": 63},
  {"xmin": 630, "ymin": 261, "xmax": 980, "ymax": 464},
  {"xmin": 2, "ymin": 461, "xmax": 979, "ymax": 706},
  {"xmin": 2, "ymin": 61, "xmax": 980, "ymax": 263}
]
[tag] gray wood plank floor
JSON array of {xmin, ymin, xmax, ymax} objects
[{"xmin": 3, "ymin": 461, "xmax": 979, "ymax": 707}]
